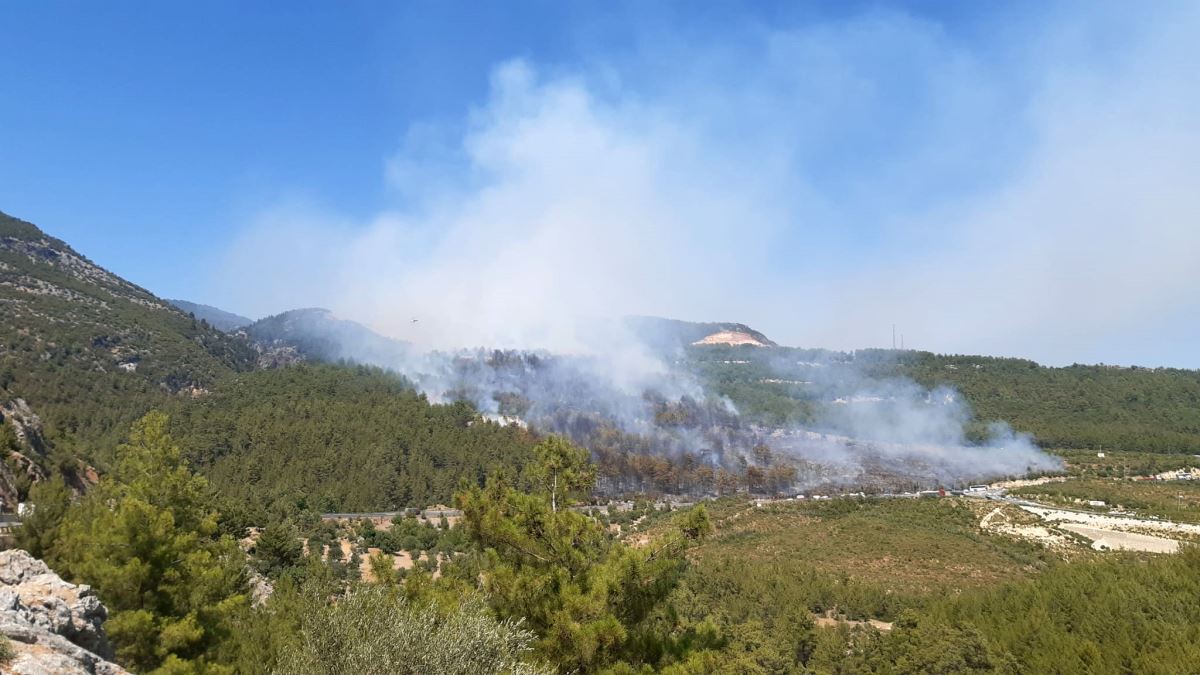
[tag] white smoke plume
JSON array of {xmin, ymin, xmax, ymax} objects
[
  {"xmin": 205, "ymin": 5, "xmax": 1200, "ymax": 488},
  {"xmin": 215, "ymin": 5, "xmax": 1200, "ymax": 367}
]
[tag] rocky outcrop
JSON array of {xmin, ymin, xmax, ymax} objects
[
  {"xmin": 0, "ymin": 400, "xmax": 49, "ymax": 511},
  {"xmin": 0, "ymin": 550, "xmax": 127, "ymax": 674},
  {"xmin": 0, "ymin": 400, "xmax": 47, "ymax": 458}
]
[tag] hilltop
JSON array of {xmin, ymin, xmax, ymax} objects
[
  {"xmin": 168, "ymin": 298, "xmax": 254, "ymax": 332},
  {"xmin": 245, "ymin": 307, "xmax": 410, "ymax": 367},
  {"xmin": 624, "ymin": 315, "xmax": 777, "ymax": 352}
]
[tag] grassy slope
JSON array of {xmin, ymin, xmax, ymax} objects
[{"xmin": 650, "ymin": 497, "xmax": 1056, "ymax": 622}]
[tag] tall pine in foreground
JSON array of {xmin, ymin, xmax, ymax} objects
[
  {"xmin": 50, "ymin": 412, "xmax": 247, "ymax": 674},
  {"xmin": 453, "ymin": 436, "xmax": 714, "ymax": 672}
]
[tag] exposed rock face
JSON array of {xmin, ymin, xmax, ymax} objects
[
  {"xmin": 0, "ymin": 400, "xmax": 47, "ymax": 458},
  {"xmin": 0, "ymin": 400, "xmax": 49, "ymax": 511},
  {"xmin": 246, "ymin": 568, "xmax": 274, "ymax": 608},
  {"xmin": 0, "ymin": 550, "xmax": 127, "ymax": 675}
]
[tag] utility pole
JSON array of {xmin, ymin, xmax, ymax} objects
[{"xmin": 892, "ymin": 324, "xmax": 896, "ymax": 350}]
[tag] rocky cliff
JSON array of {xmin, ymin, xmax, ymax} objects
[{"xmin": 0, "ymin": 550, "xmax": 127, "ymax": 674}]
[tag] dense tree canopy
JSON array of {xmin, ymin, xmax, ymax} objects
[
  {"xmin": 167, "ymin": 364, "xmax": 538, "ymax": 517},
  {"xmin": 47, "ymin": 412, "xmax": 247, "ymax": 673},
  {"xmin": 449, "ymin": 437, "xmax": 713, "ymax": 672}
]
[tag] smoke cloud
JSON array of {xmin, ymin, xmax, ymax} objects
[
  {"xmin": 215, "ymin": 4, "xmax": 1200, "ymax": 367},
  {"xmin": 207, "ymin": 4, "xmax": 1200, "ymax": 488}
]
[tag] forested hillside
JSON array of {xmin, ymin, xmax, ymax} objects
[
  {"xmin": 245, "ymin": 307, "xmax": 410, "ymax": 365},
  {"xmin": 5, "ymin": 206, "xmax": 1200, "ymax": 521},
  {"xmin": 0, "ymin": 211, "xmax": 255, "ymax": 503},
  {"xmin": 900, "ymin": 352, "xmax": 1200, "ymax": 452},
  {"xmin": 169, "ymin": 364, "xmax": 536, "ymax": 517},
  {"xmin": 687, "ymin": 345, "xmax": 1200, "ymax": 453},
  {"xmin": 1, "ymin": 213, "xmax": 534, "ymax": 517},
  {"xmin": 6, "ymin": 210, "xmax": 1200, "ymax": 674}
]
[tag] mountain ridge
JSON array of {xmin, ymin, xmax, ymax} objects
[
  {"xmin": 244, "ymin": 307, "xmax": 411, "ymax": 367},
  {"xmin": 0, "ymin": 210, "xmax": 256, "ymax": 505},
  {"xmin": 168, "ymin": 298, "xmax": 254, "ymax": 331}
]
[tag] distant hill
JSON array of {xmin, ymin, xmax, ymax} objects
[
  {"xmin": 245, "ymin": 308, "xmax": 410, "ymax": 368},
  {"xmin": 0, "ymin": 210, "xmax": 256, "ymax": 505},
  {"xmin": 169, "ymin": 299, "xmax": 253, "ymax": 331},
  {"xmin": 625, "ymin": 316, "xmax": 777, "ymax": 352}
]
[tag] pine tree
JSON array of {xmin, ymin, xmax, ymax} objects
[
  {"xmin": 456, "ymin": 437, "xmax": 709, "ymax": 672},
  {"xmin": 50, "ymin": 412, "xmax": 248, "ymax": 673},
  {"xmin": 14, "ymin": 474, "xmax": 72, "ymax": 559}
]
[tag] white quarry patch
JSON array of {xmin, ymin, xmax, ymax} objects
[
  {"xmin": 980, "ymin": 506, "xmax": 1075, "ymax": 550},
  {"xmin": 1018, "ymin": 505, "xmax": 1200, "ymax": 538},
  {"xmin": 691, "ymin": 330, "xmax": 769, "ymax": 347},
  {"xmin": 979, "ymin": 497, "xmax": 1199, "ymax": 554},
  {"xmin": 1058, "ymin": 524, "xmax": 1180, "ymax": 553}
]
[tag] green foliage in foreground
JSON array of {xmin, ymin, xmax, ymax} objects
[
  {"xmin": 14, "ymin": 474, "xmax": 72, "ymax": 559},
  {"xmin": 224, "ymin": 562, "xmax": 559, "ymax": 674},
  {"xmin": 268, "ymin": 586, "xmax": 551, "ymax": 675},
  {"xmin": 44, "ymin": 412, "xmax": 247, "ymax": 673},
  {"xmin": 450, "ymin": 437, "xmax": 714, "ymax": 672},
  {"xmin": 21, "ymin": 413, "xmax": 1200, "ymax": 674},
  {"xmin": 867, "ymin": 547, "xmax": 1200, "ymax": 675}
]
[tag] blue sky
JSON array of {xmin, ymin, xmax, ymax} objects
[
  {"xmin": 1, "ymin": 0, "xmax": 1011, "ymax": 265},
  {"xmin": 2, "ymin": 2, "xmax": 1198, "ymax": 366}
]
